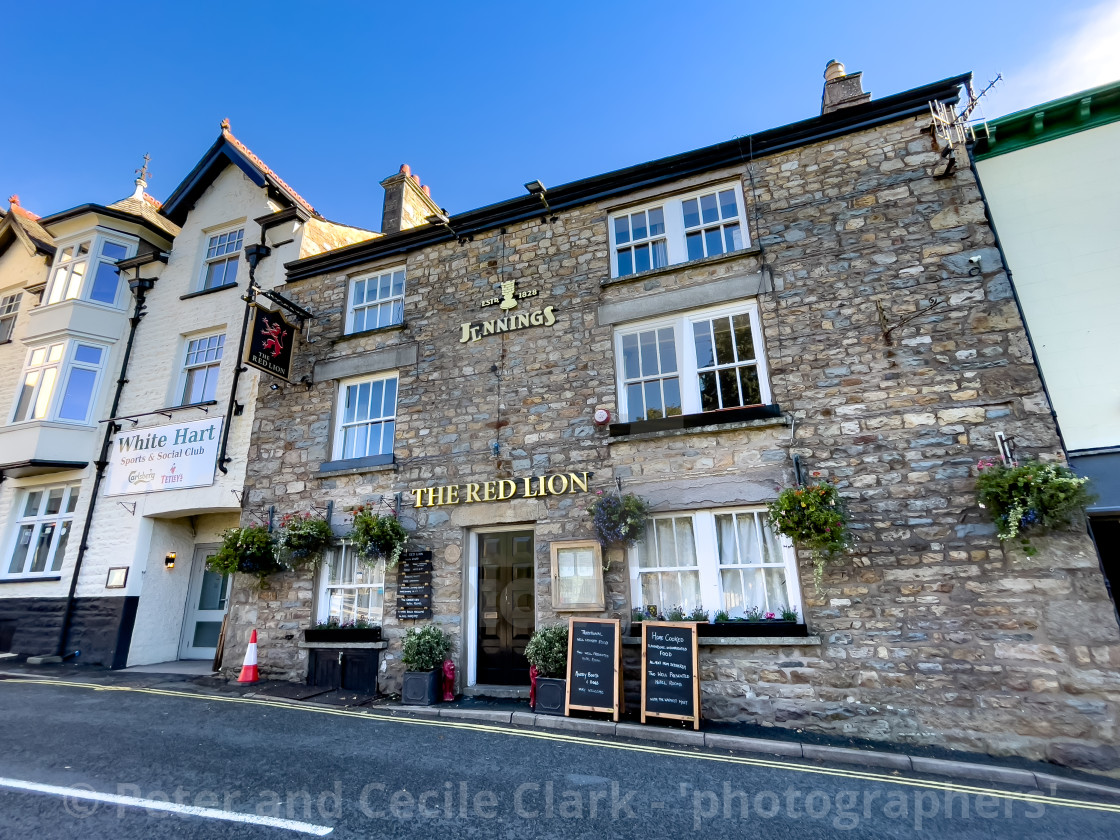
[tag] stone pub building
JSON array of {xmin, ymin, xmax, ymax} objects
[{"xmin": 224, "ymin": 64, "xmax": 1120, "ymax": 767}]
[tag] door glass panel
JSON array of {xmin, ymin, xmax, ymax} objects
[
  {"xmin": 198, "ymin": 570, "xmax": 228, "ymax": 611},
  {"xmin": 192, "ymin": 621, "xmax": 222, "ymax": 648}
]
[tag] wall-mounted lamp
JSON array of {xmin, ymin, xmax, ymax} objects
[
  {"xmin": 524, "ymin": 180, "xmax": 551, "ymax": 214},
  {"xmin": 427, "ymin": 213, "xmax": 471, "ymax": 244},
  {"xmin": 164, "ymin": 552, "xmax": 176, "ymax": 570}
]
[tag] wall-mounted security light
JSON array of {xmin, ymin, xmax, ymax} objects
[
  {"xmin": 525, "ymin": 180, "xmax": 551, "ymax": 214},
  {"xmin": 164, "ymin": 552, "xmax": 176, "ymax": 570}
]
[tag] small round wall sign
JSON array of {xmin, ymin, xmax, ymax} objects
[{"xmin": 594, "ymin": 409, "xmax": 611, "ymax": 425}]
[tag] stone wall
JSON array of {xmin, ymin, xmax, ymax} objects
[{"xmin": 224, "ymin": 110, "xmax": 1120, "ymax": 768}]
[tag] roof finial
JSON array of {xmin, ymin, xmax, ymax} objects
[
  {"xmin": 220, "ymin": 118, "xmax": 231, "ymax": 132},
  {"xmin": 132, "ymin": 153, "xmax": 151, "ymax": 200},
  {"xmin": 135, "ymin": 153, "xmax": 151, "ymax": 182},
  {"xmin": 8, "ymin": 194, "xmax": 19, "ymax": 206}
]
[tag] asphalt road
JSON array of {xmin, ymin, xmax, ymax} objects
[{"xmin": 1, "ymin": 678, "xmax": 1119, "ymax": 839}]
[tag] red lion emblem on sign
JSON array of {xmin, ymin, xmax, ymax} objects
[{"xmin": 260, "ymin": 319, "xmax": 287, "ymax": 358}]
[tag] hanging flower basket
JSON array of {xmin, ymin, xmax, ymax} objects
[
  {"xmin": 767, "ymin": 478, "xmax": 852, "ymax": 588},
  {"xmin": 587, "ymin": 491, "xmax": 650, "ymax": 549},
  {"xmin": 206, "ymin": 525, "xmax": 284, "ymax": 586},
  {"xmin": 975, "ymin": 457, "xmax": 1095, "ymax": 556},
  {"xmin": 348, "ymin": 508, "xmax": 409, "ymax": 566},
  {"xmin": 275, "ymin": 513, "xmax": 335, "ymax": 569}
]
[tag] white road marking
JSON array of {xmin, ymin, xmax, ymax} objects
[{"xmin": 0, "ymin": 776, "xmax": 333, "ymax": 835}]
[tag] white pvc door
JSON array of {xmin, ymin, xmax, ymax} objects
[{"xmin": 179, "ymin": 545, "xmax": 228, "ymax": 660}]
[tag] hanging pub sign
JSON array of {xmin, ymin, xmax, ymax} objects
[
  {"xmin": 244, "ymin": 304, "xmax": 296, "ymax": 381},
  {"xmin": 104, "ymin": 416, "xmax": 224, "ymax": 496}
]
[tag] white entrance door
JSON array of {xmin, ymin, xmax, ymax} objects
[{"xmin": 179, "ymin": 545, "xmax": 229, "ymax": 660}]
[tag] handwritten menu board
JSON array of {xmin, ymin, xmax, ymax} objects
[
  {"xmin": 565, "ymin": 618, "xmax": 621, "ymax": 720},
  {"xmin": 396, "ymin": 550, "xmax": 433, "ymax": 620},
  {"xmin": 641, "ymin": 621, "xmax": 700, "ymax": 729}
]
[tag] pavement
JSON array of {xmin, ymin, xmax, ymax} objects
[{"xmin": 2, "ymin": 658, "xmax": 1119, "ymax": 806}]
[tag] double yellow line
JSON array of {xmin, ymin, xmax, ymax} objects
[{"xmin": 6, "ymin": 676, "xmax": 1120, "ymax": 815}]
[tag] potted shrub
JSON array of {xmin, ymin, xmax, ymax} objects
[
  {"xmin": 975, "ymin": 457, "xmax": 1095, "ymax": 556},
  {"xmin": 303, "ymin": 618, "xmax": 382, "ymax": 644},
  {"xmin": 400, "ymin": 625, "xmax": 452, "ymax": 705},
  {"xmin": 588, "ymin": 491, "xmax": 650, "ymax": 551},
  {"xmin": 767, "ymin": 477, "xmax": 852, "ymax": 588},
  {"xmin": 207, "ymin": 525, "xmax": 283, "ymax": 586},
  {"xmin": 275, "ymin": 513, "xmax": 335, "ymax": 569},
  {"xmin": 349, "ymin": 508, "xmax": 409, "ymax": 566},
  {"xmin": 524, "ymin": 625, "xmax": 569, "ymax": 716}
]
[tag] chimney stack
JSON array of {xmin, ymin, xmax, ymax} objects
[
  {"xmin": 821, "ymin": 59, "xmax": 871, "ymax": 115},
  {"xmin": 380, "ymin": 164, "xmax": 443, "ymax": 234}
]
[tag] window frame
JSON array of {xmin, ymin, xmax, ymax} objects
[
  {"xmin": 4, "ymin": 483, "xmax": 81, "ymax": 579},
  {"xmin": 613, "ymin": 300, "xmax": 771, "ymax": 423},
  {"xmin": 0, "ymin": 292, "xmax": 22, "ymax": 342},
  {"xmin": 198, "ymin": 225, "xmax": 245, "ymax": 292},
  {"xmin": 176, "ymin": 332, "xmax": 226, "ymax": 406},
  {"xmin": 608, "ymin": 182, "xmax": 750, "ymax": 279},
  {"xmin": 345, "ymin": 266, "xmax": 406, "ymax": 335},
  {"xmin": 315, "ymin": 544, "xmax": 386, "ymax": 625},
  {"xmin": 43, "ymin": 232, "xmax": 137, "ymax": 308},
  {"xmin": 10, "ymin": 340, "xmax": 109, "ymax": 425},
  {"xmin": 331, "ymin": 371, "xmax": 399, "ymax": 464},
  {"xmin": 627, "ymin": 506, "xmax": 802, "ymax": 620}
]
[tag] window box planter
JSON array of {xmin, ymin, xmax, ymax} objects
[
  {"xmin": 401, "ymin": 669, "xmax": 441, "ymax": 706},
  {"xmin": 303, "ymin": 627, "xmax": 382, "ymax": 644},
  {"xmin": 533, "ymin": 677, "xmax": 566, "ymax": 716},
  {"xmin": 699, "ymin": 621, "xmax": 808, "ymax": 638}
]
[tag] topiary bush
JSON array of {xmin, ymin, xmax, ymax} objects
[
  {"xmin": 401, "ymin": 625, "xmax": 453, "ymax": 672},
  {"xmin": 524, "ymin": 625, "xmax": 569, "ymax": 678}
]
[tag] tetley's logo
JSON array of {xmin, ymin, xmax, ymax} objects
[{"xmin": 459, "ymin": 277, "xmax": 557, "ymax": 343}]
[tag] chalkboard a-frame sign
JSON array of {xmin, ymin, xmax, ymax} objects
[
  {"xmin": 640, "ymin": 621, "xmax": 701, "ymax": 730},
  {"xmin": 564, "ymin": 617, "xmax": 622, "ymax": 720}
]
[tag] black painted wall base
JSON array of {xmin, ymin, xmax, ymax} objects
[{"xmin": 0, "ymin": 596, "xmax": 139, "ymax": 668}]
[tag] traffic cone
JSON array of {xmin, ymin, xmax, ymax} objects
[{"xmin": 237, "ymin": 629, "xmax": 259, "ymax": 683}]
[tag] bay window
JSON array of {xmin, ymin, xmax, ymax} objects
[
  {"xmin": 44, "ymin": 235, "xmax": 135, "ymax": 307},
  {"xmin": 614, "ymin": 301, "xmax": 769, "ymax": 422},
  {"xmin": 11, "ymin": 341, "xmax": 107, "ymax": 425},
  {"xmin": 609, "ymin": 183, "xmax": 749, "ymax": 278},
  {"xmin": 629, "ymin": 508, "xmax": 801, "ymax": 620}
]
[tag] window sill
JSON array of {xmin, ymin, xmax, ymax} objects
[
  {"xmin": 622, "ymin": 635, "xmax": 820, "ymax": 647},
  {"xmin": 180, "ymin": 282, "xmax": 238, "ymax": 301},
  {"xmin": 608, "ymin": 404, "xmax": 785, "ymax": 439},
  {"xmin": 317, "ymin": 455, "xmax": 396, "ymax": 478},
  {"xmin": 600, "ymin": 246, "xmax": 762, "ymax": 289},
  {"xmin": 332, "ymin": 322, "xmax": 407, "ymax": 344},
  {"xmin": 0, "ymin": 575, "xmax": 63, "ymax": 585},
  {"xmin": 298, "ymin": 641, "xmax": 388, "ymax": 650}
]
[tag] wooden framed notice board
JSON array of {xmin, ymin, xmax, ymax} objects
[
  {"xmin": 565, "ymin": 617, "xmax": 622, "ymax": 720},
  {"xmin": 640, "ymin": 621, "xmax": 701, "ymax": 729}
]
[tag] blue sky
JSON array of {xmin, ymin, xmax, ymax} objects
[{"xmin": 3, "ymin": 1, "xmax": 1119, "ymax": 231}]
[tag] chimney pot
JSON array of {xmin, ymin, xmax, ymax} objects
[
  {"xmin": 400, "ymin": 163, "xmax": 411, "ymax": 176},
  {"xmin": 422, "ymin": 185, "xmax": 431, "ymax": 197},
  {"xmin": 411, "ymin": 174, "xmax": 421, "ymax": 185},
  {"xmin": 824, "ymin": 59, "xmax": 846, "ymax": 81}
]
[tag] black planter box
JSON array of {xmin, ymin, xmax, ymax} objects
[
  {"xmin": 401, "ymin": 669, "xmax": 441, "ymax": 705},
  {"xmin": 698, "ymin": 621, "xmax": 808, "ymax": 638},
  {"xmin": 303, "ymin": 627, "xmax": 382, "ymax": 644},
  {"xmin": 534, "ymin": 677, "xmax": 566, "ymax": 716}
]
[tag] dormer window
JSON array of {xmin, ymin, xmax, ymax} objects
[{"xmin": 44, "ymin": 235, "xmax": 136, "ymax": 307}]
